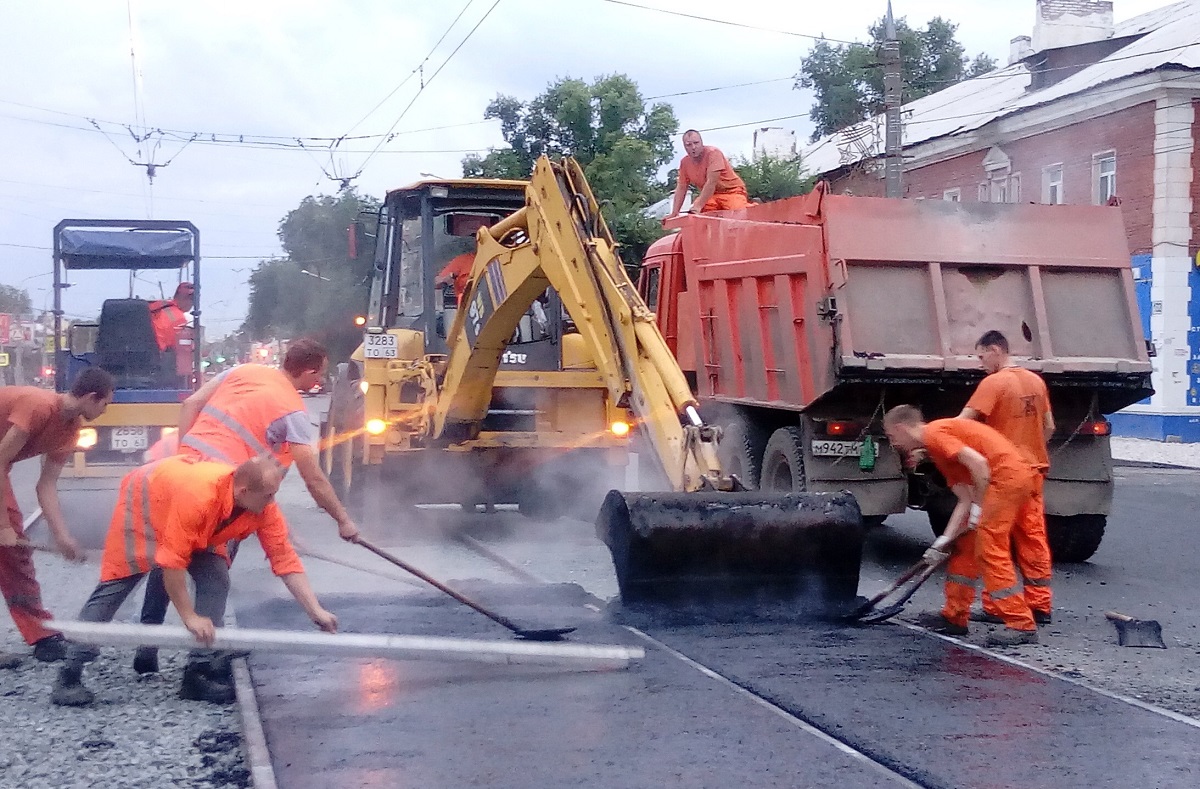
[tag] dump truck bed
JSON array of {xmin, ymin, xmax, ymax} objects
[{"xmin": 668, "ymin": 189, "xmax": 1151, "ymax": 412}]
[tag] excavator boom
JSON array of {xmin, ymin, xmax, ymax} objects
[{"xmin": 432, "ymin": 156, "xmax": 864, "ymax": 611}]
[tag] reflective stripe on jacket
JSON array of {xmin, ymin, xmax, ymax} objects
[
  {"xmin": 180, "ymin": 364, "xmax": 305, "ymax": 469},
  {"xmin": 100, "ymin": 455, "xmax": 303, "ymax": 581}
]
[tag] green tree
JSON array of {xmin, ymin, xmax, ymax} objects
[
  {"xmin": 243, "ymin": 189, "xmax": 380, "ymax": 360},
  {"xmin": 463, "ymin": 74, "xmax": 678, "ymax": 263},
  {"xmin": 797, "ymin": 17, "xmax": 998, "ymax": 140},
  {"xmin": 0, "ymin": 283, "xmax": 32, "ymax": 315},
  {"xmin": 734, "ymin": 155, "xmax": 816, "ymax": 202}
]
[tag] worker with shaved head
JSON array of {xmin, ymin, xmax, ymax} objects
[
  {"xmin": 959, "ymin": 329, "xmax": 1055, "ymax": 627},
  {"xmin": 665, "ymin": 129, "xmax": 750, "ymax": 219},
  {"xmin": 883, "ymin": 405, "xmax": 1040, "ymax": 647},
  {"xmin": 52, "ymin": 455, "xmax": 338, "ymax": 707}
]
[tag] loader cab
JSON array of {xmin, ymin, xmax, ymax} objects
[{"xmin": 368, "ymin": 179, "xmax": 567, "ymax": 370}]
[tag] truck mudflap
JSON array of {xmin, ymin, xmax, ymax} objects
[{"xmin": 596, "ymin": 490, "xmax": 864, "ymax": 614}]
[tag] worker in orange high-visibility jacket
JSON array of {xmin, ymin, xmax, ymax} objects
[
  {"xmin": 51, "ymin": 455, "xmax": 338, "ymax": 707},
  {"xmin": 959, "ymin": 329, "xmax": 1055, "ymax": 626},
  {"xmin": 148, "ymin": 282, "xmax": 194, "ymax": 352},
  {"xmin": 134, "ymin": 337, "xmax": 357, "ymax": 675},
  {"xmin": 884, "ymin": 405, "xmax": 1040, "ymax": 648}
]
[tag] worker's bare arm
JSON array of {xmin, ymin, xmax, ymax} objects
[
  {"xmin": 279, "ymin": 572, "xmax": 338, "ymax": 632},
  {"xmin": 666, "ymin": 179, "xmax": 689, "ymax": 219},
  {"xmin": 178, "ymin": 374, "xmax": 224, "ymax": 435},
  {"xmin": 1043, "ymin": 409, "xmax": 1056, "ymax": 442},
  {"xmin": 691, "ymin": 167, "xmax": 721, "ymax": 213},
  {"xmin": 35, "ymin": 457, "xmax": 82, "ymax": 561},
  {"xmin": 0, "ymin": 427, "xmax": 29, "ymax": 546},
  {"xmin": 955, "ymin": 446, "xmax": 991, "ymax": 500},
  {"xmin": 162, "ymin": 566, "xmax": 214, "ymax": 645},
  {"xmin": 957, "ymin": 406, "xmax": 984, "ymax": 421},
  {"xmin": 289, "ymin": 444, "xmax": 358, "ymax": 540}
]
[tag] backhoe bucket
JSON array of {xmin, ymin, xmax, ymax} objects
[{"xmin": 596, "ymin": 490, "xmax": 864, "ymax": 614}]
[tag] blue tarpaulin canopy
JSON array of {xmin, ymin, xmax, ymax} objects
[{"xmin": 59, "ymin": 228, "xmax": 196, "ymax": 270}]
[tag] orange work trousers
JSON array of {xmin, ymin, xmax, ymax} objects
[
  {"xmin": 0, "ymin": 483, "xmax": 58, "ymax": 645},
  {"xmin": 700, "ymin": 189, "xmax": 750, "ymax": 212},
  {"xmin": 981, "ymin": 473, "xmax": 1052, "ymax": 617},
  {"xmin": 940, "ymin": 472, "xmax": 1038, "ymax": 631}
]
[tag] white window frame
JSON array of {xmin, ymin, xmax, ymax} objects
[
  {"xmin": 1042, "ymin": 164, "xmax": 1064, "ymax": 204},
  {"xmin": 1094, "ymin": 152, "xmax": 1116, "ymax": 204},
  {"xmin": 990, "ymin": 178, "xmax": 1008, "ymax": 203},
  {"xmin": 978, "ymin": 182, "xmax": 989, "ymax": 202},
  {"xmin": 943, "ymin": 188, "xmax": 961, "ymax": 202},
  {"xmin": 1009, "ymin": 173, "xmax": 1022, "ymax": 203}
]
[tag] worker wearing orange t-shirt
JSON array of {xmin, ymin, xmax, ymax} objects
[
  {"xmin": 884, "ymin": 406, "xmax": 1040, "ymax": 647},
  {"xmin": 0, "ymin": 369, "xmax": 113, "ymax": 667},
  {"xmin": 666, "ymin": 130, "xmax": 750, "ymax": 218},
  {"xmin": 436, "ymin": 252, "xmax": 475, "ymax": 304},
  {"xmin": 960, "ymin": 329, "xmax": 1055, "ymax": 625},
  {"xmin": 51, "ymin": 455, "xmax": 338, "ymax": 706}
]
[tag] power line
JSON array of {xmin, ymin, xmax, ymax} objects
[
  {"xmin": 646, "ymin": 77, "xmax": 794, "ymax": 100},
  {"xmin": 599, "ymin": 0, "xmax": 856, "ymax": 44},
  {"xmin": 698, "ymin": 112, "xmax": 808, "ymax": 132}
]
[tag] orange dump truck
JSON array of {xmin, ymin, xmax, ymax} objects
[{"xmin": 640, "ymin": 183, "xmax": 1152, "ymax": 562}]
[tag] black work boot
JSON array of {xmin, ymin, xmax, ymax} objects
[
  {"xmin": 912, "ymin": 611, "xmax": 969, "ymax": 636},
  {"xmin": 51, "ymin": 665, "xmax": 95, "ymax": 707},
  {"xmin": 33, "ymin": 634, "xmax": 66, "ymax": 663},
  {"xmin": 133, "ymin": 647, "xmax": 159, "ymax": 675},
  {"xmin": 0, "ymin": 652, "xmax": 21, "ymax": 670},
  {"xmin": 1033, "ymin": 610, "xmax": 1053, "ymax": 626},
  {"xmin": 179, "ymin": 664, "xmax": 236, "ymax": 704}
]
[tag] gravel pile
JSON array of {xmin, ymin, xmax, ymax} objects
[
  {"xmin": 1, "ymin": 551, "xmax": 249, "ymax": 789},
  {"xmin": 1110, "ymin": 437, "xmax": 1200, "ymax": 468}
]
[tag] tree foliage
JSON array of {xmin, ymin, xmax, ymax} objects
[
  {"xmin": 797, "ymin": 16, "xmax": 998, "ymax": 140},
  {"xmin": 0, "ymin": 283, "xmax": 32, "ymax": 316},
  {"xmin": 463, "ymin": 74, "xmax": 678, "ymax": 262},
  {"xmin": 243, "ymin": 189, "xmax": 379, "ymax": 360},
  {"xmin": 734, "ymin": 155, "xmax": 816, "ymax": 202}
]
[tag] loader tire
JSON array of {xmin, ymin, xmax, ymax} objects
[
  {"xmin": 1046, "ymin": 514, "xmax": 1106, "ymax": 563},
  {"xmin": 760, "ymin": 427, "xmax": 806, "ymax": 493},
  {"xmin": 718, "ymin": 420, "xmax": 768, "ymax": 490}
]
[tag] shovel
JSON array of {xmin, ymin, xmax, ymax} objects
[
  {"xmin": 844, "ymin": 554, "xmax": 948, "ymax": 625},
  {"xmin": 353, "ymin": 537, "xmax": 576, "ymax": 642},
  {"xmin": 1105, "ymin": 611, "xmax": 1166, "ymax": 649}
]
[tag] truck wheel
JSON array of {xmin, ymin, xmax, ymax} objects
[
  {"xmin": 926, "ymin": 493, "xmax": 957, "ymax": 537},
  {"xmin": 760, "ymin": 427, "xmax": 805, "ymax": 492},
  {"xmin": 718, "ymin": 420, "xmax": 768, "ymax": 490},
  {"xmin": 1046, "ymin": 514, "xmax": 1106, "ymax": 563},
  {"xmin": 517, "ymin": 486, "xmax": 558, "ymax": 520}
]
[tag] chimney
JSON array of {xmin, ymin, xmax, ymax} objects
[
  {"xmin": 1009, "ymin": 35, "xmax": 1033, "ymax": 64},
  {"xmin": 1032, "ymin": 0, "xmax": 1114, "ymax": 52}
]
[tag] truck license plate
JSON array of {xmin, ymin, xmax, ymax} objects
[
  {"xmin": 111, "ymin": 426, "xmax": 148, "ymax": 452},
  {"xmin": 364, "ymin": 333, "xmax": 398, "ymax": 359},
  {"xmin": 811, "ymin": 439, "xmax": 862, "ymax": 458}
]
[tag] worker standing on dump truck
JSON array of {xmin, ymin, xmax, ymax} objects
[
  {"xmin": 0, "ymin": 368, "xmax": 113, "ymax": 669},
  {"xmin": 665, "ymin": 130, "xmax": 750, "ymax": 219},
  {"xmin": 148, "ymin": 282, "xmax": 194, "ymax": 352},
  {"xmin": 959, "ymin": 330, "xmax": 1055, "ymax": 626},
  {"xmin": 135, "ymin": 337, "xmax": 357, "ymax": 675},
  {"xmin": 883, "ymin": 405, "xmax": 1040, "ymax": 647},
  {"xmin": 51, "ymin": 455, "xmax": 338, "ymax": 707}
]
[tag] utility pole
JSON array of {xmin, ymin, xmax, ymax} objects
[{"xmin": 883, "ymin": 1, "xmax": 903, "ymax": 198}]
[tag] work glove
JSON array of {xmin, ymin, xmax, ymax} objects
[
  {"xmin": 922, "ymin": 535, "xmax": 952, "ymax": 566},
  {"xmin": 967, "ymin": 503, "xmax": 983, "ymax": 530}
]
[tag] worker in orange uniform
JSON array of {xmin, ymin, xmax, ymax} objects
[
  {"xmin": 51, "ymin": 455, "xmax": 338, "ymax": 706},
  {"xmin": 959, "ymin": 330, "xmax": 1055, "ymax": 626},
  {"xmin": 0, "ymin": 368, "xmax": 113, "ymax": 669},
  {"xmin": 435, "ymin": 252, "xmax": 475, "ymax": 304},
  {"xmin": 665, "ymin": 129, "xmax": 750, "ymax": 219},
  {"xmin": 883, "ymin": 405, "xmax": 1040, "ymax": 647},
  {"xmin": 133, "ymin": 337, "xmax": 357, "ymax": 675},
  {"xmin": 149, "ymin": 282, "xmax": 195, "ymax": 351}
]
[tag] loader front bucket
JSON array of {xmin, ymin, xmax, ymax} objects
[{"xmin": 596, "ymin": 490, "xmax": 864, "ymax": 615}]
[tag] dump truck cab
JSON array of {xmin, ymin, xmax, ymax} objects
[{"xmin": 52, "ymin": 219, "xmax": 202, "ymax": 478}]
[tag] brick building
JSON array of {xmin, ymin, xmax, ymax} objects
[{"xmin": 803, "ymin": 0, "xmax": 1200, "ymax": 439}]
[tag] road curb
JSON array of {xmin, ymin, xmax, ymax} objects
[
  {"xmin": 1111, "ymin": 458, "xmax": 1197, "ymax": 470},
  {"xmin": 227, "ymin": 611, "xmax": 278, "ymax": 789}
]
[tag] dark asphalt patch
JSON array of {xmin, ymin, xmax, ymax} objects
[{"xmin": 236, "ymin": 585, "xmax": 903, "ymax": 789}]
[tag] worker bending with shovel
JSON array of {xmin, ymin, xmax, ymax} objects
[
  {"xmin": 51, "ymin": 456, "xmax": 338, "ymax": 707},
  {"xmin": 883, "ymin": 405, "xmax": 1040, "ymax": 647},
  {"xmin": 136, "ymin": 337, "xmax": 357, "ymax": 675},
  {"xmin": 959, "ymin": 329, "xmax": 1054, "ymax": 626}
]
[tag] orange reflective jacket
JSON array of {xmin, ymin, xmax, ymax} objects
[
  {"xmin": 100, "ymin": 456, "xmax": 303, "ymax": 582},
  {"xmin": 149, "ymin": 300, "xmax": 188, "ymax": 351},
  {"xmin": 181, "ymin": 364, "xmax": 307, "ymax": 469}
]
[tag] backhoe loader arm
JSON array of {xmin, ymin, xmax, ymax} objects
[{"xmin": 431, "ymin": 156, "xmax": 728, "ymax": 492}]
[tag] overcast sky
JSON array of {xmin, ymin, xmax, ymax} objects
[{"xmin": 0, "ymin": 0, "xmax": 1176, "ymax": 336}]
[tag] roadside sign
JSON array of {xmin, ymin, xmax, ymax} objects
[
  {"xmin": 0, "ymin": 313, "xmax": 9, "ymax": 340},
  {"xmin": 44, "ymin": 335, "xmax": 55, "ymax": 353},
  {"xmin": 0, "ymin": 352, "xmax": 8, "ymax": 367}
]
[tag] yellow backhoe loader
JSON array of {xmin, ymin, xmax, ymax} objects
[{"xmin": 328, "ymin": 156, "xmax": 864, "ymax": 609}]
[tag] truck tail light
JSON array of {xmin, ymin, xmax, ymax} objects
[
  {"xmin": 77, "ymin": 428, "xmax": 98, "ymax": 450},
  {"xmin": 1083, "ymin": 420, "xmax": 1111, "ymax": 436},
  {"xmin": 822, "ymin": 420, "xmax": 859, "ymax": 437}
]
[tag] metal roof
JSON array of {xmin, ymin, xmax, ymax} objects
[
  {"xmin": 386, "ymin": 177, "xmax": 527, "ymax": 198},
  {"xmin": 802, "ymin": 0, "xmax": 1200, "ymax": 176}
]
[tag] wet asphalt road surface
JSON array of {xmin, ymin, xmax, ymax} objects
[{"xmin": 11, "ymin": 455, "xmax": 1200, "ymax": 787}]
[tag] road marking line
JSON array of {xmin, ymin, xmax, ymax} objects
[
  {"xmin": 897, "ymin": 622, "xmax": 1200, "ymax": 731},
  {"xmin": 623, "ymin": 625, "xmax": 924, "ymax": 789}
]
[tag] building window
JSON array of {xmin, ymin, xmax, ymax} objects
[
  {"xmin": 978, "ymin": 183, "xmax": 989, "ymax": 202},
  {"xmin": 1094, "ymin": 153, "xmax": 1116, "ymax": 204},
  {"xmin": 1009, "ymin": 173, "xmax": 1021, "ymax": 203},
  {"xmin": 1043, "ymin": 164, "xmax": 1064, "ymax": 204},
  {"xmin": 990, "ymin": 178, "xmax": 1008, "ymax": 203},
  {"xmin": 943, "ymin": 188, "xmax": 961, "ymax": 202}
]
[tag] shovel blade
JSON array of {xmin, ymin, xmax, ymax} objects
[
  {"xmin": 849, "ymin": 601, "xmax": 906, "ymax": 625},
  {"xmin": 514, "ymin": 627, "xmax": 576, "ymax": 642},
  {"xmin": 1113, "ymin": 619, "xmax": 1166, "ymax": 649}
]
